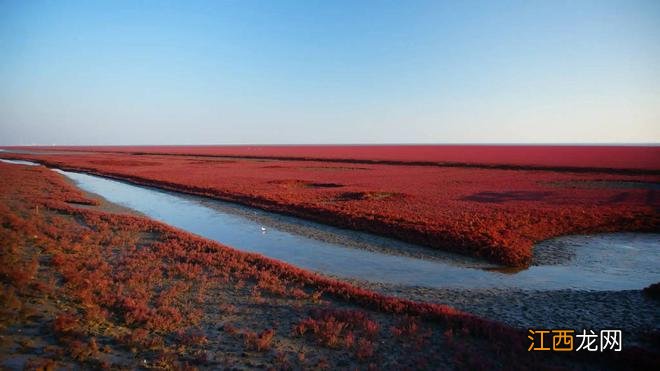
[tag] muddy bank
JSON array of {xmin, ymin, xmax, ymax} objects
[
  {"xmin": 2, "ymin": 151, "xmax": 657, "ymax": 268},
  {"xmin": 349, "ymin": 280, "xmax": 660, "ymax": 348},
  {"xmin": 7, "ymin": 160, "xmax": 616, "ymax": 370},
  {"xmin": 3, "ymin": 159, "xmax": 658, "ymax": 292},
  {"xmin": 48, "ymin": 167, "xmax": 660, "ymax": 291}
]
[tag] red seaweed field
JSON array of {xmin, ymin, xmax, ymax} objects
[
  {"xmin": 2, "ymin": 2, "xmax": 660, "ymax": 368},
  {"xmin": 2, "ymin": 145, "xmax": 658, "ymax": 267},
  {"xmin": 2, "ymin": 155, "xmax": 659, "ymax": 369},
  {"xmin": 11, "ymin": 144, "xmax": 660, "ymax": 172},
  {"xmin": 2, "ymin": 159, "xmax": 630, "ymax": 369}
]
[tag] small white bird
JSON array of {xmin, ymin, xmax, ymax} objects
[{"xmin": 261, "ymin": 226, "xmax": 267, "ymax": 233}]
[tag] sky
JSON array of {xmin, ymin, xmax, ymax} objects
[{"xmin": 0, "ymin": 0, "xmax": 659, "ymax": 145}]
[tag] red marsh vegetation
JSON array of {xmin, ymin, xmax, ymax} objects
[
  {"xmin": 2, "ymin": 146, "xmax": 658, "ymax": 267},
  {"xmin": 1, "ymin": 161, "xmax": 657, "ymax": 369},
  {"xmin": 14, "ymin": 144, "xmax": 660, "ymax": 173}
]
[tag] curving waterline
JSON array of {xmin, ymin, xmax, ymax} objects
[{"xmin": 2, "ymin": 158, "xmax": 658, "ymax": 291}]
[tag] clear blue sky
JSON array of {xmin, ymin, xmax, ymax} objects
[{"xmin": 1, "ymin": 0, "xmax": 658, "ymax": 145}]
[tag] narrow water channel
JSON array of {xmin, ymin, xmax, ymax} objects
[{"xmin": 2, "ymin": 158, "xmax": 658, "ymax": 291}]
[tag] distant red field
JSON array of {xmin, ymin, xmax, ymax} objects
[
  {"xmin": 2, "ymin": 146, "xmax": 658, "ymax": 267},
  {"xmin": 11, "ymin": 144, "xmax": 660, "ymax": 172},
  {"xmin": 4, "ymin": 157, "xmax": 656, "ymax": 369}
]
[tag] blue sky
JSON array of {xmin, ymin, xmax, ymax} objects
[{"xmin": 0, "ymin": 0, "xmax": 658, "ymax": 145}]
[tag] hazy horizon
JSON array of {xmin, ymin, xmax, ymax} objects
[
  {"xmin": 1, "ymin": 0, "xmax": 659, "ymax": 145},
  {"xmin": 2, "ymin": 143, "xmax": 660, "ymax": 148}
]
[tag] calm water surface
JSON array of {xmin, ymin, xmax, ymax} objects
[{"xmin": 2, "ymin": 158, "xmax": 658, "ymax": 291}]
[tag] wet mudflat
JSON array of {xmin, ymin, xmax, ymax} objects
[
  {"xmin": 2, "ymin": 158, "xmax": 658, "ymax": 342},
  {"xmin": 2, "ymin": 158, "xmax": 658, "ymax": 291}
]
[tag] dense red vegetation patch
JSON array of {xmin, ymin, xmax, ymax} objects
[
  {"xmin": 1, "ymin": 161, "xmax": 658, "ymax": 369},
  {"xmin": 0, "ymin": 161, "xmax": 574, "ymax": 369},
  {"xmin": 10, "ymin": 144, "xmax": 660, "ymax": 172},
  {"xmin": 2, "ymin": 150, "xmax": 658, "ymax": 266}
]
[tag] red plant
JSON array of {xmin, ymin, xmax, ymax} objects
[
  {"xmin": 177, "ymin": 328, "xmax": 208, "ymax": 346},
  {"xmin": 293, "ymin": 308, "xmax": 380, "ymax": 349},
  {"xmin": 53, "ymin": 314, "xmax": 81, "ymax": 337},
  {"xmin": 391, "ymin": 316, "xmax": 419, "ymax": 337},
  {"xmin": 355, "ymin": 338, "xmax": 374, "ymax": 360},
  {"xmin": 20, "ymin": 144, "xmax": 660, "ymax": 171},
  {"xmin": 1, "ymin": 161, "xmax": 657, "ymax": 370},
  {"xmin": 243, "ymin": 328, "xmax": 275, "ymax": 351},
  {"xmin": 3, "ymin": 146, "xmax": 657, "ymax": 267}
]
